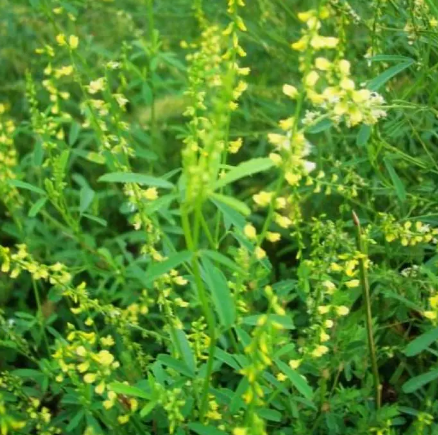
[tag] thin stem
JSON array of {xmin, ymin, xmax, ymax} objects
[{"xmin": 352, "ymin": 211, "xmax": 381, "ymax": 409}]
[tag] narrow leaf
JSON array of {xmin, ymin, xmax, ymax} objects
[
  {"xmin": 384, "ymin": 158, "xmax": 406, "ymax": 202},
  {"xmin": 202, "ymin": 257, "xmax": 236, "ymax": 329},
  {"xmin": 145, "ymin": 251, "xmax": 192, "ymax": 285},
  {"xmin": 188, "ymin": 423, "xmax": 227, "ymax": 435},
  {"xmin": 28, "ymin": 197, "xmax": 48, "ymax": 217},
  {"xmin": 108, "ymin": 382, "xmax": 151, "ymax": 399},
  {"xmin": 402, "ymin": 370, "xmax": 438, "ymax": 393},
  {"xmin": 79, "ymin": 187, "xmax": 95, "ymax": 214},
  {"xmin": 210, "ymin": 192, "xmax": 250, "ymax": 216},
  {"xmin": 98, "ymin": 172, "xmax": 173, "ymax": 189},
  {"xmin": 405, "ymin": 327, "xmax": 438, "ymax": 357},
  {"xmin": 214, "ymin": 158, "xmax": 274, "ymax": 190},
  {"xmin": 275, "ymin": 359, "xmax": 313, "ymax": 400},
  {"xmin": 8, "ymin": 179, "xmax": 45, "ymax": 195},
  {"xmin": 368, "ymin": 60, "xmax": 414, "ymax": 91}
]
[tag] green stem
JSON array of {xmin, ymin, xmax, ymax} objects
[
  {"xmin": 352, "ymin": 211, "xmax": 381, "ymax": 409},
  {"xmin": 32, "ymin": 279, "xmax": 50, "ymax": 354}
]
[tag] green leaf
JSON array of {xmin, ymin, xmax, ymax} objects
[
  {"xmin": 202, "ymin": 257, "xmax": 236, "ymax": 329},
  {"xmin": 66, "ymin": 409, "xmax": 85, "ymax": 432},
  {"xmin": 357, "ymin": 125, "xmax": 371, "ymax": 147},
  {"xmin": 402, "ymin": 370, "xmax": 438, "ymax": 393},
  {"xmin": 214, "ymin": 158, "xmax": 274, "ymax": 190},
  {"xmin": 275, "ymin": 359, "xmax": 313, "ymax": 400},
  {"xmin": 145, "ymin": 251, "xmax": 192, "ymax": 285},
  {"xmin": 157, "ymin": 354, "xmax": 195, "ymax": 378},
  {"xmin": 384, "ymin": 158, "xmax": 406, "ymax": 202},
  {"xmin": 210, "ymin": 192, "xmax": 250, "ymax": 216},
  {"xmin": 98, "ymin": 172, "xmax": 174, "ymax": 189},
  {"xmin": 28, "ymin": 197, "xmax": 48, "ymax": 217},
  {"xmin": 202, "ymin": 250, "xmax": 243, "ymax": 273},
  {"xmin": 107, "ymin": 382, "xmax": 151, "ymax": 399},
  {"xmin": 140, "ymin": 401, "xmax": 157, "ymax": 418},
  {"xmin": 69, "ymin": 122, "xmax": 81, "ymax": 146},
  {"xmin": 306, "ymin": 118, "xmax": 333, "ymax": 134},
  {"xmin": 175, "ymin": 329, "xmax": 196, "ymax": 374},
  {"xmin": 188, "ymin": 423, "xmax": 227, "ymax": 435},
  {"xmin": 368, "ymin": 60, "xmax": 414, "ymax": 91},
  {"xmin": 79, "ymin": 187, "xmax": 95, "ymax": 214},
  {"xmin": 8, "ymin": 179, "xmax": 45, "ymax": 195},
  {"xmin": 81, "ymin": 213, "xmax": 107, "ymax": 227},
  {"xmin": 369, "ymin": 55, "xmax": 415, "ymax": 63},
  {"xmin": 211, "ymin": 198, "xmax": 245, "ymax": 231},
  {"xmin": 405, "ymin": 327, "xmax": 438, "ymax": 357}
]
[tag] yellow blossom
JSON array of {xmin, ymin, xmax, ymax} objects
[
  {"xmin": 69, "ymin": 35, "xmax": 79, "ymax": 49},
  {"xmin": 345, "ymin": 279, "xmax": 360, "ymax": 288},
  {"xmin": 143, "ymin": 187, "xmax": 158, "ymax": 200},
  {"xmin": 253, "ymin": 191, "xmax": 273, "ymax": 207},
  {"xmin": 282, "ymin": 84, "xmax": 298, "ymax": 98},
  {"xmin": 244, "ymin": 223, "xmax": 257, "ymax": 240},
  {"xmin": 255, "ymin": 247, "xmax": 266, "ymax": 260},
  {"xmin": 266, "ymin": 232, "xmax": 281, "ymax": 242}
]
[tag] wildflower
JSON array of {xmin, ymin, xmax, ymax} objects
[
  {"xmin": 318, "ymin": 305, "xmax": 330, "ymax": 315},
  {"xmin": 69, "ymin": 35, "xmax": 79, "ymax": 49},
  {"xmin": 255, "ymin": 247, "xmax": 266, "ymax": 260},
  {"xmin": 87, "ymin": 78, "xmax": 106, "ymax": 94},
  {"xmin": 336, "ymin": 306, "xmax": 350, "ymax": 316},
  {"xmin": 56, "ymin": 34, "xmax": 66, "ymax": 46},
  {"xmin": 229, "ymin": 138, "xmax": 243, "ymax": 153},
  {"xmin": 253, "ymin": 191, "xmax": 273, "ymax": 207},
  {"xmin": 266, "ymin": 232, "xmax": 281, "ymax": 242},
  {"xmin": 143, "ymin": 187, "xmax": 158, "ymax": 200},
  {"xmin": 95, "ymin": 350, "xmax": 114, "ymax": 366},
  {"xmin": 315, "ymin": 57, "xmax": 331, "ymax": 71},
  {"xmin": 233, "ymin": 429, "xmax": 247, "ymax": 435},
  {"xmin": 289, "ymin": 359, "xmax": 301, "ymax": 369},
  {"xmin": 100, "ymin": 335, "xmax": 115, "ymax": 347},
  {"xmin": 118, "ymin": 415, "xmax": 130, "ymax": 424},
  {"xmin": 424, "ymin": 311, "xmax": 437, "ymax": 320},
  {"xmin": 282, "ymin": 84, "xmax": 298, "ymax": 98},
  {"xmin": 312, "ymin": 345, "xmax": 329, "ymax": 358},
  {"xmin": 83, "ymin": 373, "xmax": 97, "ymax": 384},
  {"xmin": 244, "ymin": 223, "xmax": 257, "ymax": 240},
  {"xmin": 276, "ymin": 373, "xmax": 287, "ymax": 382},
  {"xmin": 345, "ymin": 279, "xmax": 360, "ymax": 288}
]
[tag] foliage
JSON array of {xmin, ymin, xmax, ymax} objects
[{"xmin": 1, "ymin": 0, "xmax": 438, "ymax": 434}]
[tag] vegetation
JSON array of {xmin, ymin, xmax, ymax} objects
[{"xmin": 1, "ymin": 0, "xmax": 438, "ymax": 434}]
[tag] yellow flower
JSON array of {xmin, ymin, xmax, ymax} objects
[
  {"xmin": 253, "ymin": 191, "xmax": 273, "ymax": 207},
  {"xmin": 76, "ymin": 346, "xmax": 87, "ymax": 357},
  {"xmin": 275, "ymin": 215, "xmax": 292, "ymax": 229},
  {"xmin": 95, "ymin": 382, "xmax": 106, "ymax": 395},
  {"xmin": 255, "ymin": 247, "xmax": 266, "ymax": 260},
  {"xmin": 244, "ymin": 223, "xmax": 257, "ymax": 240},
  {"xmin": 143, "ymin": 187, "xmax": 158, "ymax": 200},
  {"xmin": 95, "ymin": 350, "xmax": 114, "ymax": 366},
  {"xmin": 430, "ymin": 295, "xmax": 438, "ymax": 309},
  {"xmin": 282, "ymin": 84, "xmax": 298, "ymax": 98},
  {"xmin": 345, "ymin": 279, "xmax": 360, "ymax": 288},
  {"xmin": 69, "ymin": 35, "xmax": 79, "ymax": 49},
  {"xmin": 233, "ymin": 428, "xmax": 247, "ymax": 435},
  {"xmin": 288, "ymin": 359, "xmax": 301, "ymax": 369},
  {"xmin": 84, "ymin": 373, "xmax": 97, "ymax": 384},
  {"xmin": 312, "ymin": 345, "xmax": 329, "ymax": 358},
  {"xmin": 266, "ymin": 232, "xmax": 281, "ymax": 242},
  {"xmin": 338, "ymin": 59, "xmax": 351, "ymax": 75},
  {"xmin": 229, "ymin": 138, "xmax": 243, "ymax": 154},
  {"xmin": 56, "ymin": 33, "xmax": 66, "ymax": 45},
  {"xmin": 424, "ymin": 311, "xmax": 437, "ymax": 320},
  {"xmin": 318, "ymin": 305, "xmax": 330, "ymax": 315},
  {"xmin": 118, "ymin": 415, "xmax": 130, "ymax": 425},
  {"xmin": 340, "ymin": 78, "xmax": 355, "ymax": 91},
  {"xmin": 78, "ymin": 361, "xmax": 90, "ymax": 373},
  {"xmin": 100, "ymin": 335, "xmax": 115, "ymax": 347},
  {"xmin": 103, "ymin": 399, "xmax": 114, "ymax": 409},
  {"xmin": 336, "ymin": 306, "xmax": 350, "ymax": 316},
  {"xmin": 315, "ymin": 57, "xmax": 331, "ymax": 71},
  {"xmin": 276, "ymin": 373, "xmax": 287, "ymax": 382},
  {"xmin": 304, "ymin": 71, "xmax": 319, "ymax": 87}
]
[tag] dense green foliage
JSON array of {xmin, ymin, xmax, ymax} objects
[{"xmin": 2, "ymin": 0, "xmax": 438, "ymax": 434}]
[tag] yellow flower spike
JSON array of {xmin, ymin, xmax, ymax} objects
[{"xmin": 243, "ymin": 223, "xmax": 257, "ymax": 240}]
